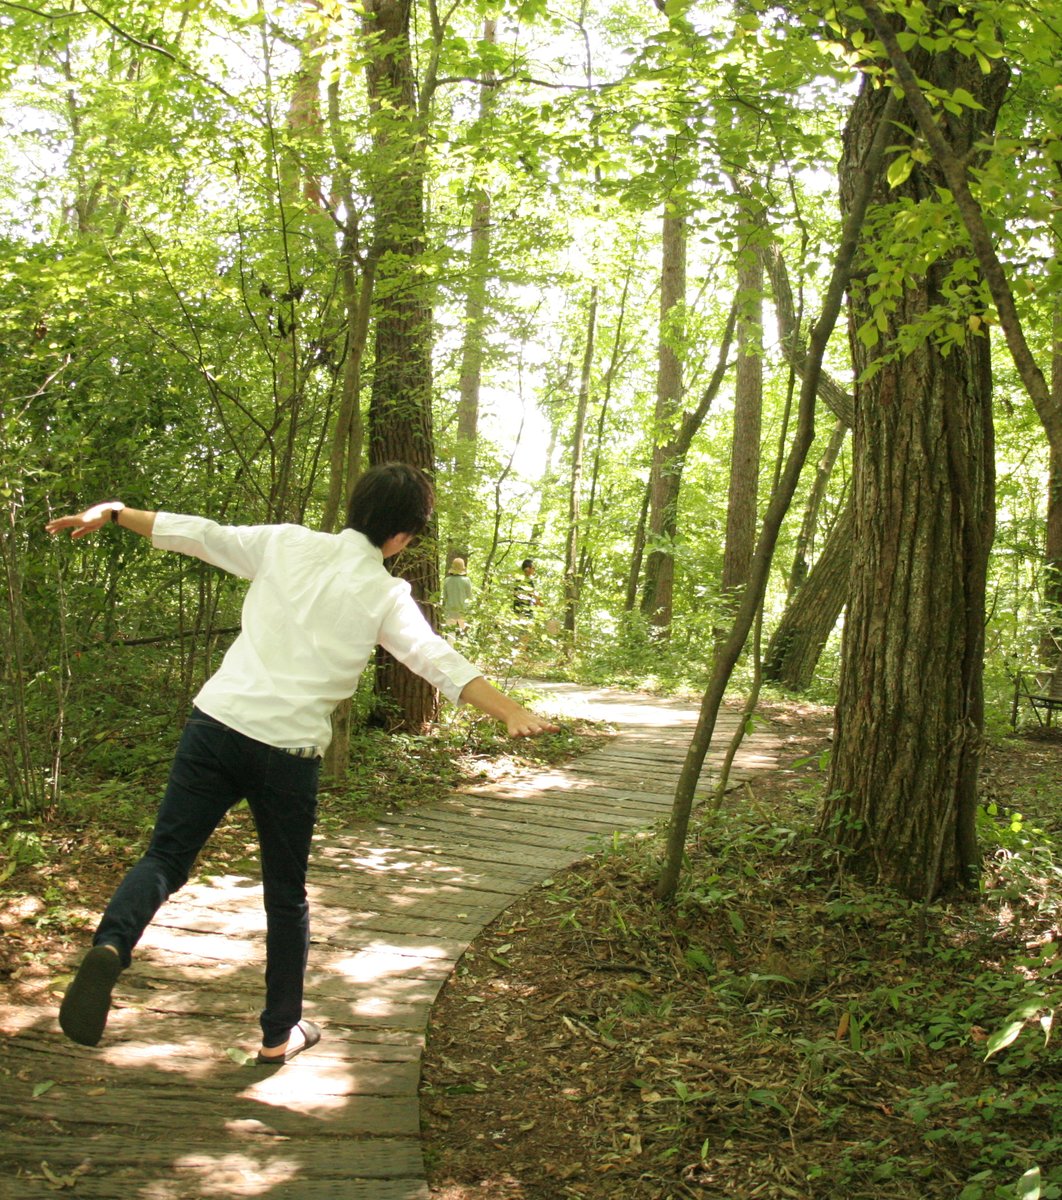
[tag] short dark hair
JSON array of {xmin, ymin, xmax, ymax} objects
[
  {"xmin": 345, "ymin": 462, "xmax": 434, "ymax": 547},
  {"xmin": 521, "ymin": 558, "xmax": 534, "ymax": 571}
]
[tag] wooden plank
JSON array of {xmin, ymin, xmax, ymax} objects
[
  {"xmin": 427, "ymin": 795, "xmax": 653, "ymax": 830},
  {"xmin": 309, "ymin": 840, "xmax": 547, "ymax": 888},
  {"xmin": 308, "ymin": 919, "xmax": 469, "ymax": 963},
  {"xmin": 1, "ymin": 1021, "xmax": 424, "ymax": 1065},
  {"xmin": 0, "ymin": 684, "xmax": 781, "ymax": 1200},
  {"xmin": 0, "ymin": 1082, "xmax": 421, "ymax": 1135},
  {"xmin": 372, "ymin": 808, "xmax": 619, "ymax": 851},
  {"xmin": 459, "ymin": 777, "xmax": 681, "ymax": 805},
  {"xmin": 12, "ymin": 1056, "xmax": 420, "ymax": 1099},
  {"xmin": 1, "ymin": 1175, "xmax": 427, "ymax": 1200},
  {"xmin": 305, "ymin": 880, "xmax": 510, "ymax": 922},
  {"xmin": 132, "ymin": 922, "xmax": 454, "ymax": 972},
  {"xmin": 309, "ymin": 859, "xmax": 527, "ymax": 902},
  {"xmin": 1, "ymin": 1132, "xmax": 424, "ymax": 1176},
  {"xmin": 368, "ymin": 817, "xmax": 580, "ymax": 862},
  {"xmin": 429, "ymin": 791, "xmax": 649, "ymax": 825},
  {"xmin": 5, "ymin": 1176, "xmax": 430, "ymax": 1200},
  {"xmin": 322, "ymin": 909, "xmax": 497, "ymax": 942},
  {"xmin": 100, "ymin": 973, "xmax": 445, "ymax": 1029}
]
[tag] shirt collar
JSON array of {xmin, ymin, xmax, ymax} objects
[{"xmin": 339, "ymin": 527, "xmax": 384, "ymax": 563}]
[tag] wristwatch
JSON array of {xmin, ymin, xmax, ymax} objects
[{"xmin": 110, "ymin": 503, "xmax": 125, "ymax": 524}]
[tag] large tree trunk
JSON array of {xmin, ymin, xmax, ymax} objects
[
  {"xmin": 363, "ymin": 0, "xmax": 439, "ymax": 732},
  {"xmin": 820, "ymin": 29, "xmax": 1008, "ymax": 899}
]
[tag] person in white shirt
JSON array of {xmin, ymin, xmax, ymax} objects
[{"xmin": 46, "ymin": 463, "xmax": 557, "ymax": 1063}]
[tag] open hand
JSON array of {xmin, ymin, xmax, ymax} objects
[
  {"xmin": 45, "ymin": 502, "xmax": 121, "ymax": 539},
  {"xmin": 506, "ymin": 709, "xmax": 561, "ymax": 739}
]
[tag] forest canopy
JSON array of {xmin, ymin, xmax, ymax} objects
[{"xmin": 2, "ymin": 0, "xmax": 1061, "ymax": 901}]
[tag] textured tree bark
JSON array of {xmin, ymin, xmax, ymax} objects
[
  {"xmin": 820, "ymin": 24, "xmax": 1008, "ymax": 898},
  {"xmin": 564, "ymin": 287, "xmax": 596, "ymax": 637},
  {"xmin": 1039, "ymin": 307, "xmax": 1062, "ymax": 663},
  {"xmin": 786, "ymin": 420, "xmax": 848, "ymax": 600},
  {"xmin": 455, "ymin": 16, "xmax": 497, "ymax": 455},
  {"xmin": 641, "ymin": 207, "xmax": 686, "ymax": 629},
  {"xmin": 363, "ymin": 0, "xmax": 439, "ymax": 732},
  {"xmin": 720, "ymin": 246, "xmax": 763, "ymax": 604},
  {"xmin": 764, "ymin": 497, "xmax": 852, "ymax": 691}
]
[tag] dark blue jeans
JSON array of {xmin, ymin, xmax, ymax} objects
[{"xmin": 94, "ymin": 708, "xmax": 321, "ymax": 1047}]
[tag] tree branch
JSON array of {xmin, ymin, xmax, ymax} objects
[{"xmin": 862, "ymin": 0, "xmax": 1062, "ymax": 450}]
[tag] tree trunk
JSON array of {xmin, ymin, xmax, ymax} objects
[
  {"xmin": 641, "ymin": 206, "xmax": 686, "ymax": 629},
  {"xmin": 720, "ymin": 245, "xmax": 763, "ymax": 604},
  {"xmin": 564, "ymin": 287, "xmax": 596, "ymax": 637},
  {"xmin": 455, "ymin": 16, "xmax": 497, "ymax": 456},
  {"xmin": 363, "ymin": 0, "xmax": 439, "ymax": 732},
  {"xmin": 786, "ymin": 419, "xmax": 848, "ymax": 599},
  {"xmin": 820, "ymin": 30, "xmax": 1008, "ymax": 899},
  {"xmin": 625, "ymin": 478, "xmax": 652, "ymax": 615},
  {"xmin": 656, "ymin": 87, "xmax": 899, "ymax": 902},
  {"xmin": 268, "ymin": 25, "xmax": 328, "ymax": 522},
  {"xmin": 764, "ymin": 496, "xmax": 852, "ymax": 691},
  {"xmin": 579, "ymin": 265, "xmax": 632, "ymax": 588},
  {"xmin": 1038, "ymin": 302, "xmax": 1062, "ymax": 662},
  {"xmin": 448, "ymin": 15, "xmax": 497, "ymax": 561}
]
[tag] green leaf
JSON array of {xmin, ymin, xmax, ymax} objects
[
  {"xmin": 746, "ymin": 1088, "xmax": 789, "ymax": 1116},
  {"xmin": 32, "ymin": 1079, "xmax": 56, "ymax": 1098},
  {"xmin": 984, "ymin": 1017, "xmax": 1022, "ymax": 1056},
  {"xmin": 984, "ymin": 1003, "xmax": 1041, "ymax": 1059},
  {"xmin": 1016, "ymin": 1166, "xmax": 1041, "ymax": 1200},
  {"xmin": 887, "ymin": 154, "xmax": 914, "ymax": 189},
  {"xmin": 685, "ymin": 946, "xmax": 713, "ymax": 972},
  {"xmin": 949, "ymin": 87, "xmax": 984, "ymax": 110}
]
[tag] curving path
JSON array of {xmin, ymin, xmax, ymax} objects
[{"xmin": 0, "ymin": 683, "xmax": 780, "ymax": 1199}]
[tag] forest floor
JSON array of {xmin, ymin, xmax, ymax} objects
[
  {"xmin": 2, "ymin": 697, "xmax": 1060, "ymax": 1200},
  {"xmin": 419, "ymin": 702, "xmax": 1062, "ymax": 1200}
]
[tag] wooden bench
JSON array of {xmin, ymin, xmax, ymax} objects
[{"xmin": 1012, "ymin": 663, "xmax": 1062, "ymax": 728}]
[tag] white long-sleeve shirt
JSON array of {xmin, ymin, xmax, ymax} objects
[{"xmin": 152, "ymin": 513, "xmax": 481, "ymax": 752}]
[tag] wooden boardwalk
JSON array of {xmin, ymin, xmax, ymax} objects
[{"xmin": 0, "ymin": 684, "xmax": 780, "ymax": 1200}]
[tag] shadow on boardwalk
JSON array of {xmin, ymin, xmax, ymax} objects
[{"xmin": 0, "ymin": 683, "xmax": 780, "ymax": 1200}]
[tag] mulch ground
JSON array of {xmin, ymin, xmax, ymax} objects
[{"xmin": 419, "ymin": 705, "xmax": 1062, "ymax": 1200}]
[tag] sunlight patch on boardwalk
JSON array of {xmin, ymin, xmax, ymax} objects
[{"xmin": 1, "ymin": 683, "xmax": 779, "ymax": 1200}]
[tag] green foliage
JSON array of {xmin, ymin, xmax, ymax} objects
[
  {"xmin": 430, "ymin": 772, "xmax": 1062, "ymax": 1197},
  {"xmin": 0, "ymin": 0, "xmax": 1056, "ymax": 864}
]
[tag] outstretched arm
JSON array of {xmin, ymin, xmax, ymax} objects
[
  {"xmin": 459, "ymin": 676, "xmax": 560, "ymax": 739},
  {"xmin": 46, "ymin": 502, "xmax": 157, "ymax": 540}
]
